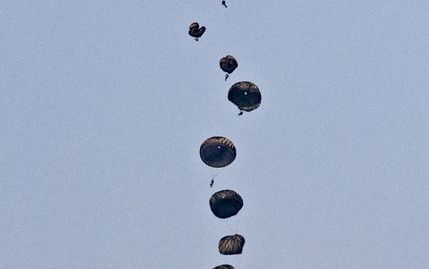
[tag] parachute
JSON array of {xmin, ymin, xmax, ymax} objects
[
  {"xmin": 219, "ymin": 55, "xmax": 238, "ymax": 81},
  {"xmin": 210, "ymin": 190, "xmax": 243, "ymax": 219},
  {"xmin": 188, "ymin": 22, "xmax": 206, "ymax": 41},
  {"xmin": 213, "ymin": 265, "xmax": 234, "ymax": 269},
  {"xmin": 218, "ymin": 234, "xmax": 245, "ymax": 255},
  {"xmin": 200, "ymin": 136, "xmax": 236, "ymax": 168},
  {"xmin": 228, "ymin": 81, "xmax": 261, "ymax": 114}
]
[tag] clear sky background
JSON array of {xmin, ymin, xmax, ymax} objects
[{"xmin": 1, "ymin": 1, "xmax": 428, "ymax": 268}]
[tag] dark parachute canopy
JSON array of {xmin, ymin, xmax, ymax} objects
[
  {"xmin": 212, "ymin": 265, "xmax": 234, "ymax": 269},
  {"xmin": 219, "ymin": 55, "xmax": 238, "ymax": 81},
  {"xmin": 218, "ymin": 234, "xmax": 245, "ymax": 255},
  {"xmin": 210, "ymin": 190, "xmax": 243, "ymax": 219},
  {"xmin": 228, "ymin": 81, "xmax": 261, "ymax": 114},
  {"xmin": 188, "ymin": 22, "xmax": 206, "ymax": 41},
  {"xmin": 200, "ymin": 136, "xmax": 236, "ymax": 168}
]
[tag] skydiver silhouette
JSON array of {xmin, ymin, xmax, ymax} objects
[
  {"xmin": 238, "ymin": 111, "xmax": 243, "ymax": 116},
  {"xmin": 222, "ymin": 1, "xmax": 228, "ymax": 8},
  {"xmin": 210, "ymin": 179, "xmax": 214, "ymax": 187}
]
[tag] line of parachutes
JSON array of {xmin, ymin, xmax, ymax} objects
[{"xmin": 189, "ymin": 2, "xmax": 262, "ymax": 268}]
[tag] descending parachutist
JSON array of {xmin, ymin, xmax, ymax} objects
[
  {"xmin": 222, "ymin": 1, "xmax": 228, "ymax": 8},
  {"xmin": 228, "ymin": 81, "xmax": 261, "ymax": 114},
  {"xmin": 219, "ymin": 55, "xmax": 238, "ymax": 81},
  {"xmin": 210, "ymin": 179, "xmax": 214, "ymax": 187},
  {"xmin": 188, "ymin": 22, "xmax": 206, "ymax": 41},
  {"xmin": 238, "ymin": 111, "xmax": 243, "ymax": 116}
]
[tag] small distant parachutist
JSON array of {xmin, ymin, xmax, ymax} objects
[
  {"xmin": 228, "ymin": 81, "xmax": 262, "ymax": 115},
  {"xmin": 219, "ymin": 55, "xmax": 238, "ymax": 81},
  {"xmin": 210, "ymin": 179, "xmax": 214, "ymax": 187},
  {"xmin": 222, "ymin": 1, "xmax": 228, "ymax": 8},
  {"xmin": 238, "ymin": 111, "xmax": 243, "ymax": 116},
  {"xmin": 188, "ymin": 22, "xmax": 206, "ymax": 41}
]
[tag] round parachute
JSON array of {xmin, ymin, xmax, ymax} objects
[
  {"xmin": 212, "ymin": 265, "xmax": 235, "ymax": 269},
  {"xmin": 220, "ymin": 55, "xmax": 238, "ymax": 80},
  {"xmin": 228, "ymin": 81, "xmax": 261, "ymax": 113},
  {"xmin": 188, "ymin": 22, "xmax": 206, "ymax": 40},
  {"xmin": 200, "ymin": 136, "xmax": 236, "ymax": 168},
  {"xmin": 218, "ymin": 234, "xmax": 245, "ymax": 255},
  {"xmin": 210, "ymin": 190, "xmax": 243, "ymax": 219}
]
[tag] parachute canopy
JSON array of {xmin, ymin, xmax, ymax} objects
[
  {"xmin": 220, "ymin": 55, "xmax": 238, "ymax": 74},
  {"xmin": 218, "ymin": 234, "xmax": 245, "ymax": 255},
  {"xmin": 210, "ymin": 190, "xmax": 243, "ymax": 219},
  {"xmin": 212, "ymin": 265, "xmax": 235, "ymax": 269},
  {"xmin": 188, "ymin": 22, "xmax": 206, "ymax": 39},
  {"xmin": 228, "ymin": 81, "xmax": 261, "ymax": 112},
  {"xmin": 200, "ymin": 136, "xmax": 236, "ymax": 168}
]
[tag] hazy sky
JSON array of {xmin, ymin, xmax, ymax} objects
[{"xmin": 1, "ymin": 1, "xmax": 428, "ymax": 268}]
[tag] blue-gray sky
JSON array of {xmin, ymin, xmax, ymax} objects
[{"xmin": 1, "ymin": 1, "xmax": 428, "ymax": 268}]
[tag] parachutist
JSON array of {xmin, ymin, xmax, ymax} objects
[
  {"xmin": 238, "ymin": 111, "xmax": 243, "ymax": 116},
  {"xmin": 219, "ymin": 55, "xmax": 238, "ymax": 81},
  {"xmin": 210, "ymin": 179, "xmax": 214, "ymax": 187},
  {"xmin": 188, "ymin": 22, "xmax": 206, "ymax": 41},
  {"xmin": 228, "ymin": 81, "xmax": 261, "ymax": 114},
  {"xmin": 222, "ymin": 1, "xmax": 228, "ymax": 8}
]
